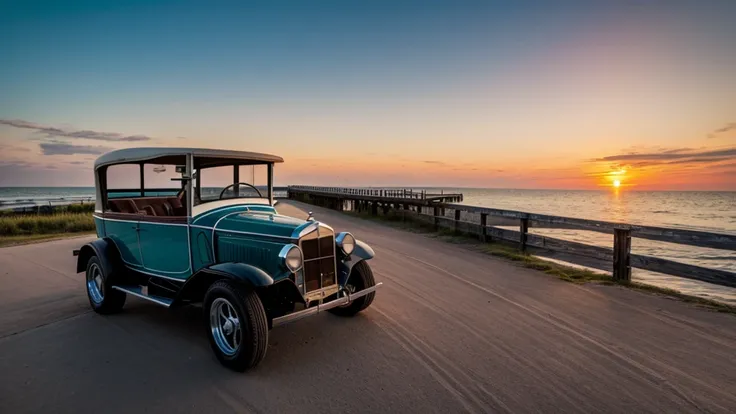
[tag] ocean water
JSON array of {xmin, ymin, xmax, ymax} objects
[
  {"xmin": 2, "ymin": 186, "xmax": 734, "ymax": 304},
  {"xmin": 0, "ymin": 187, "xmax": 96, "ymax": 202}
]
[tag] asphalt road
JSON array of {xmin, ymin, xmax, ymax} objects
[{"xmin": 1, "ymin": 200, "xmax": 735, "ymax": 413}]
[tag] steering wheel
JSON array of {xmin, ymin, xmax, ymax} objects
[{"xmin": 219, "ymin": 182, "xmax": 263, "ymax": 199}]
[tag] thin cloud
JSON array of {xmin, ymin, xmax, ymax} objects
[
  {"xmin": 40, "ymin": 142, "xmax": 114, "ymax": 155},
  {"xmin": 0, "ymin": 119, "xmax": 152, "ymax": 142},
  {"xmin": 595, "ymin": 148, "xmax": 736, "ymax": 162},
  {"xmin": 664, "ymin": 156, "xmax": 733, "ymax": 165},
  {"xmin": 707, "ymin": 122, "xmax": 736, "ymax": 139},
  {"xmin": 423, "ymin": 160, "xmax": 445, "ymax": 165},
  {"xmin": 660, "ymin": 147, "xmax": 695, "ymax": 154}
]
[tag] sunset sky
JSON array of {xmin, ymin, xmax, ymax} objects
[{"xmin": 1, "ymin": 0, "xmax": 734, "ymax": 190}]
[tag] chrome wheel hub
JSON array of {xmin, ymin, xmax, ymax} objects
[
  {"xmin": 210, "ymin": 298, "xmax": 241, "ymax": 356},
  {"xmin": 223, "ymin": 320, "xmax": 234, "ymax": 335},
  {"xmin": 86, "ymin": 263, "xmax": 104, "ymax": 304}
]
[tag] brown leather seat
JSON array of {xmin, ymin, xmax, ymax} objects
[
  {"xmin": 133, "ymin": 197, "xmax": 186, "ymax": 216},
  {"xmin": 107, "ymin": 196, "xmax": 186, "ymax": 217},
  {"xmin": 108, "ymin": 199, "xmax": 138, "ymax": 214},
  {"xmin": 167, "ymin": 197, "xmax": 186, "ymax": 216}
]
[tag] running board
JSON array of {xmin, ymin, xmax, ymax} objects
[
  {"xmin": 272, "ymin": 282, "xmax": 383, "ymax": 327},
  {"xmin": 112, "ymin": 285, "xmax": 173, "ymax": 308}
]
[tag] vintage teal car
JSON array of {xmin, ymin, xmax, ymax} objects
[{"xmin": 75, "ymin": 148, "xmax": 381, "ymax": 371}]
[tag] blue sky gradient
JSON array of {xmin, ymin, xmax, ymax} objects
[{"xmin": 1, "ymin": 1, "xmax": 735, "ymax": 189}]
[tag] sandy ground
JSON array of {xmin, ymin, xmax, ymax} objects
[{"xmin": 0, "ymin": 200, "xmax": 735, "ymax": 413}]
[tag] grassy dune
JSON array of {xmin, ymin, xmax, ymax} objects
[{"xmin": 0, "ymin": 213, "xmax": 95, "ymax": 236}]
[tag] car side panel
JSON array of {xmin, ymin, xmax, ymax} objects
[
  {"xmin": 102, "ymin": 217, "xmax": 143, "ymax": 267},
  {"xmin": 191, "ymin": 226, "xmax": 215, "ymax": 273},
  {"xmin": 94, "ymin": 216, "xmax": 105, "ymax": 238},
  {"xmin": 216, "ymin": 234, "xmax": 286, "ymax": 277}
]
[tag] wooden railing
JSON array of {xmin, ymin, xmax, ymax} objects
[{"xmin": 287, "ymin": 186, "xmax": 736, "ymax": 289}]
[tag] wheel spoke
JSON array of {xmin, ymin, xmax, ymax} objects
[
  {"xmin": 232, "ymin": 326, "xmax": 240, "ymax": 349},
  {"xmin": 87, "ymin": 264, "xmax": 105, "ymax": 304},
  {"xmin": 209, "ymin": 297, "xmax": 243, "ymax": 356}
]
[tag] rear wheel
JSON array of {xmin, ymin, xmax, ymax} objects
[
  {"xmin": 204, "ymin": 281, "xmax": 268, "ymax": 371},
  {"xmin": 329, "ymin": 260, "xmax": 376, "ymax": 317},
  {"xmin": 85, "ymin": 255, "xmax": 126, "ymax": 314}
]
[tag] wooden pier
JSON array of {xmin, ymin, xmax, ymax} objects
[
  {"xmin": 288, "ymin": 185, "xmax": 736, "ymax": 289},
  {"xmin": 287, "ymin": 186, "xmax": 462, "ymax": 205}
]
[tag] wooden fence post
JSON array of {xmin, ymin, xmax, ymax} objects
[
  {"xmin": 519, "ymin": 216, "xmax": 529, "ymax": 252},
  {"xmin": 433, "ymin": 206, "xmax": 440, "ymax": 230},
  {"xmin": 613, "ymin": 228, "xmax": 632, "ymax": 282},
  {"xmin": 371, "ymin": 201, "xmax": 378, "ymax": 216},
  {"xmin": 480, "ymin": 213, "xmax": 487, "ymax": 242},
  {"xmin": 454, "ymin": 209, "xmax": 461, "ymax": 233}
]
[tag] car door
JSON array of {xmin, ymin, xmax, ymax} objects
[{"xmin": 137, "ymin": 215, "xmax": 191, "ymax": 281}]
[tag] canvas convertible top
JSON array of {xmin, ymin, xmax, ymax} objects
[{"xmin": 94, "ymin": 147, "xmax": 284, "ymax": 170}]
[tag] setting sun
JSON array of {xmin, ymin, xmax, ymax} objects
[{"xmin": 613, "ymin": 180, "xmax": 621, "ymax": 188}]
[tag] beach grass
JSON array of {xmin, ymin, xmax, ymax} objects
[
  {"xmin": 0, "ymin": 212, "xmax": 96, "ymax": 246},
  {"xmin": 0, "ymin": 202, "xmax": 95, "ymax": 216},
  {"xmin": 344, "ymin": 209, "xmax": 736, "ymax": 314}
]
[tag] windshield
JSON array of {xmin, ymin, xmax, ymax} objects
[{"xmin": 194, "ymin": 164, "xmax": 270, "ymax": 205}]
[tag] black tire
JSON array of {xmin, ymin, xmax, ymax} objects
[
  {"xmin": 85, "ymin": 255, "xmax": 126, "ymax": 314},
  {"xmin": 204, "ymin": 280, "xmax": 268, "ymax": 372},
  {"xmin": 329, "ymin": 260, "xmax": 376, "ymax": 317}
]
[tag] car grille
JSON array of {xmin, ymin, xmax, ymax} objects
[{"xmin": 299, "ymin": 226, "xmax": 336, "ymax": 294}]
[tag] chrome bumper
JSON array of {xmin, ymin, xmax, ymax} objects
[{"xmin": 272, "ymin": 282, "xmax": 383, "ymax": 327}]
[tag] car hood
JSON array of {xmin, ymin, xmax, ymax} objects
[{"xmin": 216, "ymin": 211, "xmax": 310, "ymax": 239}]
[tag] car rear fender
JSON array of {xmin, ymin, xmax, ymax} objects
[
  {"xmin": 337, "ymin": 239, "xmax": 374, "ymax": 286},
  {"xmin": 75, "ymin": 238, "xmax": 122, "ymax": 275}
]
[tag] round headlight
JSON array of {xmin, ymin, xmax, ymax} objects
[
  {"xmin": 337, "ymin": 232, "xmax": 356, "ymax": 255},
  {"xmin": 279, "ymin": 244, "xmax": 303, "ymax": 272}
]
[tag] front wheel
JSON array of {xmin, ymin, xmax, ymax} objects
[
  {"xmin": 85, "ymin": 255, "xmax": 126, "ymax": 314},
  {"xmin": 204, "ymin": 281, "xmax": 268, "ymax": 371},
  {"xmin": 329, "ymin": 260, "xmax": 376, "ymax": 317}
]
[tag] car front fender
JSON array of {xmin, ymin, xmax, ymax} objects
[
  {"xmin": 207, "ymin": 262, "xmax": 275, "ymax": 287},
  {"xmin": 174, "ymin": 262, "xmax": 275, "ymax": 304},
  {"xmin": 337, "ymin": 239, "xmax": 375, "ymax": 285}
]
